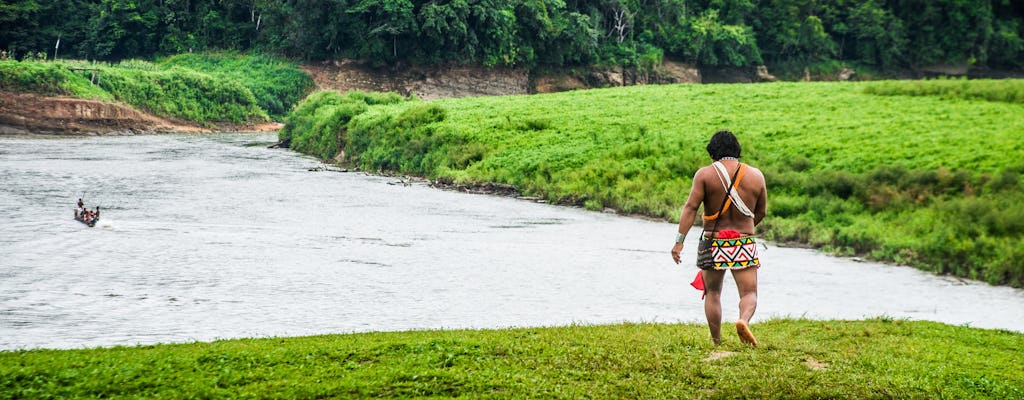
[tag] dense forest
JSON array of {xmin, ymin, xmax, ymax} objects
[{"xmin": 2, "ymin": 0, "xmax": 1023, "ymax": 72}]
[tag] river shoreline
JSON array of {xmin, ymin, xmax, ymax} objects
[{"xmin": 0, "ymin": 92, "xmax": 281, "ymax": 135}]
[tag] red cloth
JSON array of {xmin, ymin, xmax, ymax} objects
[
  {"xmin": 690, "ymin": 271, "xmax": 704, "ymax": 291},
  {"xmin": 690, "ymin": 230, "xmax": 741, "ymax": 299},
  {"xmin": 718, "ymin": 229, "xmax": 742, "ymax": 239}
]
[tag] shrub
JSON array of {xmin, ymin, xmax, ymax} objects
[
  {"xmin": 159, "ymin": 53, "xmax": 315, "ymax": 118},
  {"xmin": 98, "ymin": 67, "xmax": 266, "ymax": 124},
  {"xmin": 0, "ymin": 60, "xmax": 111, "ymax": 99},
  {"xmin": 280, "ymin": 90, "xmax": 417, "ymax": 162}
]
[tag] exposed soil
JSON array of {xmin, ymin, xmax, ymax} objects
[
  {"xmin": 302, "ymin": 60, "xmax": 531, "ymax": 100},
  {"xmin": 302, "ymin": 59, "xmax": 706, "ymax": 99},
  {"xmin": 0, "ymin": 92, "xmax": 281, "ymax": 135}
]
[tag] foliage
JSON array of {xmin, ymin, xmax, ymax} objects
[
  {"xmin": 688, "ymin": 9, "xmax": 764, "ymax": 66},
  {"xmin": 0, "ymin": 60, "xmax": 111, "ymax": 100},
  {"xmin": 1, "ymin": 320, "xmax": 1022, "ymax": 398},
  {"xmin": 2, "ymin": 0, "xmax": 1022, "ymax": 72},
  {"xmin": 885, "ymin": 0, "xmax": 994, "ymax": 66},
  {"xmin": 159, "ymin": 52, "xmax": 315, "ymax": 118},
  {"xmin": 284, "ymin": 80, "xmax": 1024, "ymax": 287},
  {"xmin": 347, "ymin": 100, "xmax": 451, "ymax": 173},
  {"xmin": 0, "ymin": 53, "xmax": 311, "ymax": 125},
  {"xmin": 97, "ymin": 67, "xmax": 266, "ymax": 125},
  {"xmin": 278, "ymin": 91, "xmax": 411, "ymax": 160}
]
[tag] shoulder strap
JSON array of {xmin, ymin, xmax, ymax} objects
[
  {"xmin": 702, "ymin": 164, "xmax": 745, "ymax": 222},
  {"xmin": 701, "ymin": 164, "xmax": 743, "ymax": 237}
]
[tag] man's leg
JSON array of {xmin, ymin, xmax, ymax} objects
[
  {"xmin": 701, "ymin": 269, "xmax": 726, "ymax": 345},
  {"xmin": 732, "ymin": 266, "xmax": 759, "ymax": 345}
]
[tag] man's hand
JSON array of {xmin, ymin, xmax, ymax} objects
[{"xmin": 671, "ymin": 242, "xmax": 683, "ymax": 264}]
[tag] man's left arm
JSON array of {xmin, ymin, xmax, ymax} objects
[{"xmin": 753, "ymin": 170, "xmax": 767, "ymax": 226}]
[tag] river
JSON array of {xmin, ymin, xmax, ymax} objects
[{"xmin": 2, "ymin": 133, "xmax": 1022, "ymax": 350}]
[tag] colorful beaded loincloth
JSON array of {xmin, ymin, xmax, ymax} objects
[{"xmin": 710, "ymin": 236, "xmax": 760, "ymax": 270}]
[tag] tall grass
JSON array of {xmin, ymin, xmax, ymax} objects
[
  {"xmin": 1, "ymin": 320, "xmax": 1021, "ymax": 398},
  {"xmin": 0, "ymin": 60, "xmax": 112, "ymax": 100},
  {"xmin": 98, "ymin": 67, "xmax": 266, "ymax": 124},
  {"xmin": 864, "ymin": 78, "xmax": 1024, "ymax": 103},
  {"xmin": 160, "ymin": 53, "xmax": 315, "ymax": 118},
  {"xmin": 278, "ymin": 91, "xmax": 411, "ymax": 160},
  {"xmin": 283, "ymin": 80, "xmax": 1024, "ymax": 287}
]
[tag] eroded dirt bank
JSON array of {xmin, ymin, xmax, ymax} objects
[
  {"xmin": 302, "ymin": 59, "xmax": 707, "ymax": 100},
  {"xmin": 0, "ymin": 92, "xmax": 280, "ymax": 135}
]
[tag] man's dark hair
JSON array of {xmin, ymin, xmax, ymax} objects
[{"xmin": 706, "ymin": 130, "xmax": 742, "ymax": 160}]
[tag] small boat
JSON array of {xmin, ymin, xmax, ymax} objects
[{"xmin": 74, "ymin": 208, "xmax": 98, "ymax": 227}]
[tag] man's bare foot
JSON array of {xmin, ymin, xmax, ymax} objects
[{"xmin": 736, "ymin": 321, "xmax": 758, "ymax": 347}]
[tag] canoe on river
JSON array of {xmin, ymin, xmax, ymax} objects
[{"xmin": 74, "ymin": 208, "xmax": 98, "ymax": 227}]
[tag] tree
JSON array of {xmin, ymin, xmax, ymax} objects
[
  {"xmin": 466, "ymin": 0, "xmax": 519, "ymax": 66},
  {"xmin": 989, "ymin": 18, "xmax": 1023, "ymax": 68},
  {"xmin": 88, "ymin": 0, "xmax": 161, "ymax": 60},
  {"xmin": 886, "ymin": 0, "xmax": 993, "ymax": 66},
  {"xmin": 689, "ymin": 9, "xmax": 762, "ymax": 66},
  {"xmin": 0, "ymin": 0, "xmax": 43, "ymax": 58},
  {"xmin": 839, "ymin": 0, "xmax": 907, "ymax": 68},
  {"xmin": 606, "ymin": 0, "xmax": 633, "ymax": 44},
  {"xmin": 350, "ymin": 0, "xmax": 417, "ymax": 61},
  {"xmin": 418, "ymin": 0, "xmax": 473, "ymax": 62},
  {"xmin": 751, "ymin": 0, "xmax": 837, "ymax": 64}
]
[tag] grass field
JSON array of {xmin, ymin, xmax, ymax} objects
[
  {"xmin": 283, "ymin": 80, "xmax": 1024, "ymax": 287},
  {"xmin": 1, "ymin": 319, "xmax": 1021, "ymax": 398}
]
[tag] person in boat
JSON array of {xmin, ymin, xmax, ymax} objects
[
  {"xmin": 94, "ymin": 206, "xmax": 100, "ymax": 220},
  {"xmin": 671, "ymin": 130, "xmax": 767, "ymax": 346},
  {"xmin": 77, "ymin": 198, "xmax": 84, "ymax": 209}
]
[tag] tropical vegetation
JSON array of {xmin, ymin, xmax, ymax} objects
[
  {"xmin": 1, "ymin": 0, "xmax": 1021, "ymax": 76},
  {"xmin": 0, "ymin": 53, "xmax": 313, "ymax": 124},
  {"xmin": 281, "ymin": 80, "xmax": 1024, "ymax": 287}
]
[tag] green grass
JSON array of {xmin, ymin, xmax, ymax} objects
[
  {"xmin": 1, "ymin": 320, "xmax": 1021, "ymax": 398},
  {"xmin": 159, "ymin": 53, "xmax": 315, "ymax": 118},
  {"xmin": 96, "ymin": 66, "xmax": 267, "ymax": 125},
  {"xmin": 285, "ymin": 81, "xmax": 1024, "ymax": 287},
  {"xmin": 0, "ymin": 60, "xmax": 112, "ymax": 100},
  {"xmin": 864, "ymin": 78, "xmax": 1024, "ymax": 103},
  {"xmin": 0, "ymin": 53, "xmax": 313, "ymax": 125},
  {"xmin": 278, "ymin": 90, "xmax": 411, "ymax": 160}
]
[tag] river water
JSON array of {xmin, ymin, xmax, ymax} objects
[{"xmin": 2, "ymin": 133, "xmax": 1022, "ymax": 350}]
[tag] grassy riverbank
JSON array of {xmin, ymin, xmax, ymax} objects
[
  {"xmin": 281, "ymin": 80, "xmax": 1024, "ymax": 287},
  {"xmin": 1, "ymin": 320, "xmax": 1021, "ymax": 398},
  {"xmin": 0, "ymin": 53, "xmax": 312, "ymax": 125}
]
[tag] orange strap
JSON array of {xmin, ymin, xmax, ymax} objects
[{"xmin": 702, "ymin": 164, "xmax": 746, "ymax": 222}]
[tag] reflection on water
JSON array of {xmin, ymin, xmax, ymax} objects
[{"xmin": 1, "ymin": 133, "xmax": 1022, "ymax": 350}]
